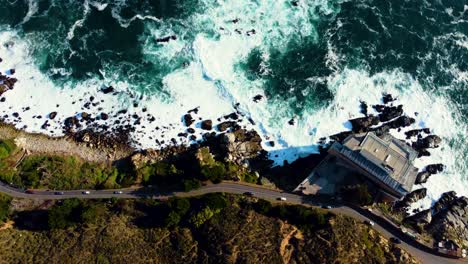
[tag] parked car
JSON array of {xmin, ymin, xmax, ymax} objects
[
  {"xmin": 113, "ymin": 191, "xmax": 123, "ymax": 194},
  {"xmin": 54, "ymin": 191, "xmax": 64, "ymax": 195},
  {"xmin": 25, "ymin": 189, "xmax": 34, "ymax": 194},
  {"xmin": 390, "ymin": 237, "xmax": 401, "ymax": 244},
  {"xmin": 243, "ymin": 191, "xmax": 254, "ymax": 196},
  {"xmin": 322, "ymin": 205, "xmax": 332, "ymax": 209},
  {"xmin": 82, "ymin": 191, "xmax": 91, "ymax": 195},
  {"xmin": 278, "ymin": 197, "xmax": 287, "ymax": 201},
  {"xmin": 364, "ymin": 220, "xmax": 375, "ymax": 226}
]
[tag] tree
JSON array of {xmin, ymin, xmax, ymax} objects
[
  {"xmin": 189, "ymin": 207, "xmax": 218, "ymax": 228},
  {"xmin": 183, "ymin": 178, "xmax": 201, "ymax": 192}
]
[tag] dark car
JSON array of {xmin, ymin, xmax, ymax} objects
[
  {"xmin": 243, "ymin": 191, "xmax": 254, "ymax": 196},
  {"xmin": 54, "ymin": 191, "xmax": 64, "ymax": 195},
  {"xmin": 390, "ymin": 237, "xmax": 401, "ymax": 244}
]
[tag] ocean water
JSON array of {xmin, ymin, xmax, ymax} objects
[{"xmin": 0, "ymin": 0, "xmax": 466, "ymax": 209}]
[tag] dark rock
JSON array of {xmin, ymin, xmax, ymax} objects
[
  {"xmin": 427, "ymin": 196, "xmax": 467, "ymax": 246},
  {"xmin": 378, "ymin": 105, "xmax": 403, "ymax": 122},
  {"xmin": 64, "ymin": 116, "xmax": 79, "ymax": 130},
  {"xmin": 49, "ymin": 112, "xmax": 57, "ymax": 119},
  {"xmin": 12, "ymin": 112, "xmax": 19, "ymax": 118},
  {"xmin": 183, "ymin": 114, "xmax": 194, "ymax": 126},
  {"xmin": 288, "ymin": 118, "xmax": 295, "ymax": 126},
  {"xmin": 188, "ymin": 107, "xmax": 199, "ymax": 114},
  {"xmin": 415, "ymin": 171, "xmax": 431, "ymax": 184},
  {"xmin": 253, "ymin": 94, "xmax": 263, "ymax": 103},
  {"xmin": 426, "ymin": 164, "xmax": 444, "ymax": 174},
  {"xmin": 360, "ymin": 101, "xmax": 368, "ymax": 116},
  {"xmin": 432, "ymin": 191, "xmax": 457, "ymax": 215},
  {"xmin": 412, "ymin": 135, "xmax": 442, "ymax": 150},
  {"xmin": 189, "ymin": 135, "xmax": 196, "ymax": 141},
  {"xmin": 101, "ymin": 86, "xmax": 114, "ymax": 94},
  {"xmin": 156, "ymin": 35, "xmax": 177, "ymax": 43},
  {"xmin": 403, "ymin": 209, "xmax": 432, "ymax": 227},
  {"xmin": 81, "ymin": 112, "xmax": 89, "ymax": 120},
  {"xmin": 267, "ymin": 141, "xmax": 275, "ymax": 147},
  {"xmin": 224, "ymin": 112, "xmax": 239, "ymax": 120},
  {"xmin": 395, "ymin": 188, "xmax": 427, "ymax": 209},
  {"xmin": 372, "ymin": 104, "xmax": 385, "ymax": 113},
  {"xmin": 177, "ymin": 133, "xmax": 188, "ymax": 138},
  {"xmin": 349, "ymin": 115, "xmax": 379, "ymax": 133},
  {"xmin": 201, "ymin": 120, "xmax": 213, "ymax": 130},
  {"xmin": 217, "ymin": 121, "xmax": 239, "ymax": 132},
  {"xmin": 187, "ymin": 128, "xmax": 196, "ymax": 134},
  {"xmin": 382, "ymin": 93, "xmax": 396, "ymax": 104},
  {"xmin": 100, "ymin": 113, "xmax": 109, "ymax": 120},
  {"xmin": 386, "ymin": 116, "xmax": 415, "ymax": 129}
]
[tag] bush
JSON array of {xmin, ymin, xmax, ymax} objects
[
  {"xmin": 183, "ymin": 178, "xmax": 201, "ymax": 192},
  {"xmin": 0, "ymin": 139, "xmax": 15, "ymax": 159},
  {"xmin": 200, "ymin": 163, "xmax": 225, "ymax": 183},
  {"xmin": 0, "ymin": 193, "xmax": 11, "ymax": 223},
  {"xmin": 48, "ymin": 199, "xmax": 83, "ymax": 229},
  {"xmin": 202, "ymin": 193, "xmax": 227, "ymax": 210},
  {"xmin": 189, "ymin": 207, "xmax": 217, "ymax": 228},
  {"xmin": 138, "ymin": 162, "xmax": 180, "ymax": 186}
]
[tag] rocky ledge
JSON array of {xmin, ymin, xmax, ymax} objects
[{"xmin": 402, "ymin": 191, "xmax": 468, "ymax": 248}]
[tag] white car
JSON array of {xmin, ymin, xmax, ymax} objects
[
  {"xmin": 278, "ymin": 197, "xmax": 287, "ymax": 201},
  {"xmin": 113, "ymin": 191, "xmax": 123, "ymax": 194},
  {"xmin": 364, "ymin": 220, "xmax": 375, "ymax": 226},
  {"xmin": 82, "ymin": 191, "xmax": 91, "ymax": 195}
]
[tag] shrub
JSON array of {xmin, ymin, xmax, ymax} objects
[
  {"xmin": 0, "ymin": 139, "xmax": 15, "ymax": 159},
  {"xmin": 189, "ymin": 207, "xmax": 218, "ymax": 228},
  {"xmin": 183, "ymin": 178, "xmax": 201, "ymax": 192},
  {"xmin": 48, "ymin": 199, "xmax": 82, "ymax": 229},
  {"xmin": 200, "ymin": 163, "xmax": 225, "ymax": 183},
  {"xmin": 0, "ymin": 193, "xmax": 11, "ymax": 223}
]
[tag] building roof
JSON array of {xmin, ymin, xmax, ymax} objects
[{"xmin": 341, "ymin": 132, "xmax": 418, "ymax": 193}]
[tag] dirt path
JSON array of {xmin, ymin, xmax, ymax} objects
[{"xmin": 0, "ymin": 124, "xmax": 133, "ymax": 164}]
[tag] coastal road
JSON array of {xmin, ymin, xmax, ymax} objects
[{"xmin": 0, "ymin": 181, "xmax": 465, "ymax": 264}]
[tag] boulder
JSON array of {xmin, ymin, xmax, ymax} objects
[
  {"xmin": 349, "ymin": 115, "xmax": 379, "ymax": 133},
  {"xmin": 415, "ymin": 171, "xmax": 431, "ymax": 184},
  {"xmin": 64, "ymin": 116, "xmax": 79, "ymax": 130},
  {"xmin": 360, "ymin": 101, "xmax": 368, "ymax": 116},
  {"xmin": 386, "ymin": 116, "xmax": 415, "ymax": 129},
  {"xmin": 201, "ymin": 120, "xmax": 213, "ymax": 130},
  {"xmin": 404, "ymin": 209, "xmax": 432, "ymax": 226},
  {"xmin": 101, "ymin": 86, "xmax": 114, "ymax": 94},
  {"xmin": 224, "ymin": 112, "xmax": 239, "ymax": 120},
  {"xmin": 426, "ymin": 163, "xmax": 444, "ymax": 174},
  {"xmin": 412, "ymin": 135, "xmax": 442, "ymax": 150},
  {"xmin": 382, "ymin": 93, "xmax": 396, "ymax": 104},
  {"xmin": 432, "ymin": 191, "xmax": 457, "ymax": 215},
  {"xmin": 253, "ymin": 94, "xmax": 263, "ymax": 103},
  {"xmin": 49, "ymin": 111, "xmax": 57, "ymax": 119},
  {"xmin": 378, "ymin": 105, "xmax": 403, "ymax": 122},
  {"xmin": 100, "ymin": 113, "xmax": 109, "ymax": 120},
  {"xmin": 394, "ymin": 188, "xmax": 427, "ymax": 209},
  {"xmin": 183, "ymin": 114, "xmax": 194, "ymax": 126},
  {"xmin": 217, "ymin": 121, "xmax": 239, "ymax": 132}
]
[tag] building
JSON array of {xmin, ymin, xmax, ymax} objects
[{"xmin": 295, "ymin": 132, "xmax": 418, "ymax": 201}]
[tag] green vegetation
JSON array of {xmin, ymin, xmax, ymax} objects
[
  {"xmin": 13, "ymin": 155, "xmax": 124, "ymax": 190},
  {"xmin": 0, "ymin": 194, "xmax": 416, "ymax": 263},
  {"xmin": 0, "ymin": 139, "xmax": 15, "ymax": 159},
  {"xmin": 0, "ymin": 193, "xmax": 11, "ymax": 223}
]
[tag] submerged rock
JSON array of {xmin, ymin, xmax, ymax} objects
[{"xmin": 183, "ymin": 114, "xmax": 194, "ymax": 126}]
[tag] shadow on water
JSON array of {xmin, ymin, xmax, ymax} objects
[{"xmin": 263, "ymin": 146, "xmax": 329, "ymax": 191}]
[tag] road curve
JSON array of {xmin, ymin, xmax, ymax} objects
[{"xmin": 0, "ymin": 181, "xmax": 465, "ymax": 264}]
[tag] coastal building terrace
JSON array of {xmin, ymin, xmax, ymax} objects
[{"xmin": 296, "ymin": 132, "xmax": 419, "ymax": 200}]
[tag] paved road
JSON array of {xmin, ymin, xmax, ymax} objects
[{"xmin": 0, "ymin": 181, "xmax": 465, "ymax": 264}]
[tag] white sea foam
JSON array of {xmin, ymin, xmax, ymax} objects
[{"xmin": 0, "ymin": 0, "xmax": 466, "ymax": 210}]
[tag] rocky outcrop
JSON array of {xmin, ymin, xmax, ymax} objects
[
  {"xmin": 427, "ymin": 196, "xmax": 468, "ymax": 247},
  {"xmin": 349, "ymin": 115, "xmax": 379, "ymax": 133},
  {"xmin": 217, "ymin": 121, "xmax": 239, "ymax": 132},
  {"xmin": 378, "ymin": 105, "xmax": 403, "ymax": 122},
  {"xmin": 394, "ymin": 188, "xmax": 427, "ymax": 210},
  {"xmin": 432, "ymin": 191, "xmax": 457, "ymax": 215},
  {"xmin": 412, "ymin": 135, "xmax": 442, "ymax": 149},
  {"xmin": 201, "ymin": 120, "xmax": 213, "ymax": 130},
  {"xmin": 404, "ymin": 209, "xmax": 432, "ymax": 227},
  {"xmin": 415, "ymin": 164, "xmax": 444, "ymax": 184}
]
